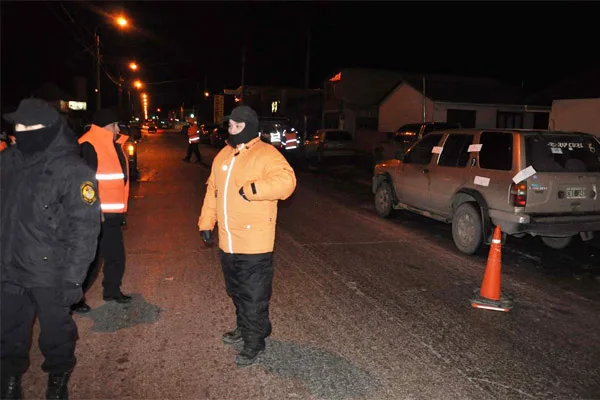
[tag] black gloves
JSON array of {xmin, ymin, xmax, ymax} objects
[
  {"xmin": 61, "ymin": 283, "xmax": 83, "ymax": 306},
  {"xmin": 201, "ymin": 230, "xmax": 213, "ymax": 246},
  {"xmin": 239, "ymin": 187, "xmax": 249, "ymax": 202}
]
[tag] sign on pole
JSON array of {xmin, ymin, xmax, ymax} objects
[{"xmin": 213, "ymin": 95, "xmax": 224, "ymax": 124}]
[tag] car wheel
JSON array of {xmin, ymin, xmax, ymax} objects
[
  {"xmin": 374, "ymin": 181, "xmax": 394, "ymax": 218},
  {"xmin": 541, "ymin": 236, "xmax": 573, "ymax": 250},
  {"xmin": 452, "ymin": 202, "xmax": 483, "ymax": 255}
]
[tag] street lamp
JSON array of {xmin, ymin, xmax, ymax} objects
[
  {"xmin": 95, "ymin": 15, "xmax": 129, "ymax": 111},
  {"xmin": 204, "ymin": 91, "xmax": 210, "ymax": 97},
  {"xmin": 129, "ymin": 62, "xmax": 138, "ymax": 71},
  {"xmin": 134, "ymin": 80, "xmax": 143, "ymax": 89}
]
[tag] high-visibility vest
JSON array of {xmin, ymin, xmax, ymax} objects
[
  {"xmin": 79, "ymin": 125, "xmax": 130, "ymax": 213},
  {"xmin": 283, "ymin": 131, "xmax": 298, "ymax": 150},
  {"xmin": 187, "ymin": 124, "xmax": 200, "ymax": 143}
]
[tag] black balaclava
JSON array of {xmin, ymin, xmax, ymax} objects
[
  {"xmin": 14, "ymin": 122, "xmax": 61, "ymax": 155},
  {"xmin": 228, "ymin": 119, "xmax": 258, "ymax": 147}
]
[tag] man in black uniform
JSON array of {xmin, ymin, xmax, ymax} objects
[{"xmin": 0, "ymin": 98, "xmax": 102, "ymax": 399}]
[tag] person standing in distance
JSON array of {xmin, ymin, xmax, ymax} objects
[
  {"xmin": 198, "ymin": 105, "xmax": 296, "ymax": 367},
  {"xmin": 0, "ymin": 98, "xmax": 102, "ymax": 399}
]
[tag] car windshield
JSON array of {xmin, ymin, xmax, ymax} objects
[{"xmin": 525, "ymin": 133, "xmax": 600, "ymax": 172}]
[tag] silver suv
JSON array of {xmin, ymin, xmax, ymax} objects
[{"xmin": 372, "ymin": 129, "xmax": 600, "ymax": 254}]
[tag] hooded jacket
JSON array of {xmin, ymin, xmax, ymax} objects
[
  {"xmin": 198, "ymin": 136, "xmax": 296, "ymax": 254},
  {"xmin": 0, "ymin": 122, "xmax": 102, "ymax": 287}
]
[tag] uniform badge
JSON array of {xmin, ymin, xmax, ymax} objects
[{"xmin": 80, "ymin": 181, "xmax": 97, "ymax": 205}]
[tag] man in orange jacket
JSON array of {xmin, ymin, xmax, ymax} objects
[
  {"xmin": 198, "ymin": 105, "xmax": 296, "ymax": 367},
  {"xmin": 182, "ymin": 119, "xmax": 202, "ymax": 163},
  {"xmin": 72, "ymin": 109, "xmax": 132, "ymax": 313}
]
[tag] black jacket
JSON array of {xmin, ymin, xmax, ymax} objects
[{"xmin": 0, "ymin": 123, "xmax": 102, "ymax": 287}]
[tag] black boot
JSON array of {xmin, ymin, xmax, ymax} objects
[
  {"xmin": 222, "ymin": 326, "xmax": 243, "ymax": 345},
  {"xmin": 46, "ymin": 370, "xmax": 72, "ymax": 400},
  {"xmin": 235, "ymin": 345, "xmax": 264, "ymax": 367},
  {"xmin": 1, "ymin": 375, "xmax": 23, "ymax": 400},
  {"xmin": 71, "ymin": 299, "xmax": 91, "ymax": 314}
]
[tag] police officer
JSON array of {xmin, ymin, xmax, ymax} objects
[
  {"xmin": 72, "ymin": 109, "xmax": 132, "ymax": 313},
  {"xmin": 182, "ymin": 119, "xmax": 202, "ymax": 163},
  {"xmin": 198, "ymin": 105, "xmax": 296, "ymax": 367},
  {"xmin": 0, "ymin": 98, "xmax": 102, "ymax": 399}
]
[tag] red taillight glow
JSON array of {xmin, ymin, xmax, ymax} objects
[{"xmin": 510, "ymin": 182, "xmax": 527, "ymax": 207}]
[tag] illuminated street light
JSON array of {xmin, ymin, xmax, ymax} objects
[
  {"xmin": 116, "ymin": 16, "xmax": 128, "ymax": 28},
  {"xmin": 157, "ymin": 108, "xmax": 161, "ymax": 112},
  {"xmin": 95, "ymin": 14, "xmax": 131, "ymax": 111},
  {"xmin": 129, "ymin": 62, "xmax": 138, "ymax": 71},
  {"xmin": 134, "ymin": 80, "xmax": 143, "ymax": 89},
  {"xmin": 204, "ymin": 91, "xmax": 209, "ymax": 97}
]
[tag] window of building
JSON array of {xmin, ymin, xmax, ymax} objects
[
  {"xmin": 447, "ymin": 109, "xmax": 476, "ymax": 128},
  {"xmin": 497, "ymin": 112, "xmax": 524, "ymax": 129}
]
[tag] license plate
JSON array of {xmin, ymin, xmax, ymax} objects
[{"xmin": 566, "ymin": 187, "xmax": 586, "ymax": 199}]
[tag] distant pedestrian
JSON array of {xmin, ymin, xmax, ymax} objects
[
  {"xmin": 198, "ymin": 105, "xmax": 296, "ymax": 367},
  {"xmin": 183, "ymin": 119, "xmax": 202, "ymax": 163},
  {"xmin": 0, "ymin": 98, "xmax": 102, "ymax": 399}
]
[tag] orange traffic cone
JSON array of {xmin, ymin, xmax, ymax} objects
[{"xmin": 470, "ymin": 225, "xmax": 513, "ymax": 312}]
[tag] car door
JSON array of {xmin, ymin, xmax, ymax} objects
[
  {"xmin": 428, "ymin": 133, "xmax": 475, "ymax": 216},
  {"xmin": 393, "ymin": 133, "xmax": 444, "ymax": 208}
]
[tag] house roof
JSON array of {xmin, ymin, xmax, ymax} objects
[
  {"xmin": 326, "ymin": 68, "xmax": 539, "ymax": 107},
  {"xmin": 396, "ymin": 73, "xmax": 530, "ymax": 105}
]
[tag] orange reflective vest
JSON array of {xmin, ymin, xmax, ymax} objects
[
  {"xmin": 187, "ymin": 124, "xmax": 200, "ymax": 143},
  {"xmin": 283, "ymin": 131, "xmax": 298, "ymax": 150},
  {"xmin": 78, "ymin": 125, "xmax": 130, "ymax": 213}
]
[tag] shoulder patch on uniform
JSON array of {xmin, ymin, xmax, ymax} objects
[{"xmin": 80, "ymin": 181, "xmax": 97, "ymax": 205}]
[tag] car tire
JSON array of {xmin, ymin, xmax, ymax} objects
[
  {"xmin": 452, "ymin": 202, "xmax": 483, "ymax": 255},
  {"xmin": 374, "ymin": 180, "xmax": 394, "ymax": 218},
  {"xmin": 541, "ymin": 236, "xmax": 573, "ymax": 250}
]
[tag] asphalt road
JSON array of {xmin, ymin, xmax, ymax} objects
[{"xmin": 22, "ymin": 129, "xmax": 600, "ymax": 400}]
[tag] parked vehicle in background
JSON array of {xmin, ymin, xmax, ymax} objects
[
  {"xmin": 200, "ymin": 123, "xmax": 219, "ymax": 144},
  {"xmin": 373, "ymin": 128, "xmax": 600, "ymax": 254},
  {"xmin": 374, "ymin": 122, "xmax": 460, "ymax": 163},
  {"xmin": 210, "ymin": 126, "xmax": 229, "ymax": 148},
  {"xmin": 304, "ymin": 129, "xmax": 355, "ymax": 164}
]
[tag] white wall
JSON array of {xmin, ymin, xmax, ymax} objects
[
  {"xmin": 549, "ymin": 98, "xmax": 600, "ymax": 136},
  {"xmin": 379, "ymin": 84, "xmax": 434, "ymax": 132},
  {"xmin": 379, "ymin": 85, "xmax": 552, "ymax": 131}
]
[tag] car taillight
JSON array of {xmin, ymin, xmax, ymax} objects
[{"xmin": 510, "ymin": 181, "xmax": 527, "ymax": 207}]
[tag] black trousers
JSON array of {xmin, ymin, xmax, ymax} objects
[
  {"xmin": 1, "ymin": 283, "xmax": 78, "ymax": 376},
  {"xmin": 185, "ymin": 142, "xmax": 201, "ymax": 161},
  {"xmin": 219, "ymin": 251, "xmax": 274, "ymax": 351},
  {"xmin": 99, "ymin": 216, "xmax": 126, "ymax": 297}
]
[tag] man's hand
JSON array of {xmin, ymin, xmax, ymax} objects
[
  {"xmin": 201, "ymin": 230, "xmax": 213, "ymax": 246},
  {"xmin": 61, "ymin": 283, "xmax": 83, "ymax": 306}
]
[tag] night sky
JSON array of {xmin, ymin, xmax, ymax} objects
[{"xmin": 2, "ymin": 1, "xmax": 599, "ymax": 111}]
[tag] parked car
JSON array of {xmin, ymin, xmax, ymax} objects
[
  {"xmin": 210, "ymin": 127, "xmax": 229, "ymax": 148},
  {"xmin": 374, "ymin": 122, "xmax": 460, "ymax": 163},
  {"xmin": 200, "ymin": 123, "xmax": 219, "ymax": 144},
  {"xmin": 304, "ymin": 129, "xmax": 355, "ymax": 164},
  {"xmin": 372, "ymin": 128, "xmax": 600, "ymax": 254}
]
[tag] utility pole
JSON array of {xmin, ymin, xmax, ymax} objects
[
  {"xmin": 95, "ymin": 32, "xmax": 101, "ymax": 111},
  {"xmin": 240, "ymin": 45, "xmax": 246, "ymax": 102},
  {"xmin": 303, "ymin": 23, "xmax": 311, "ymax": 138}
]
